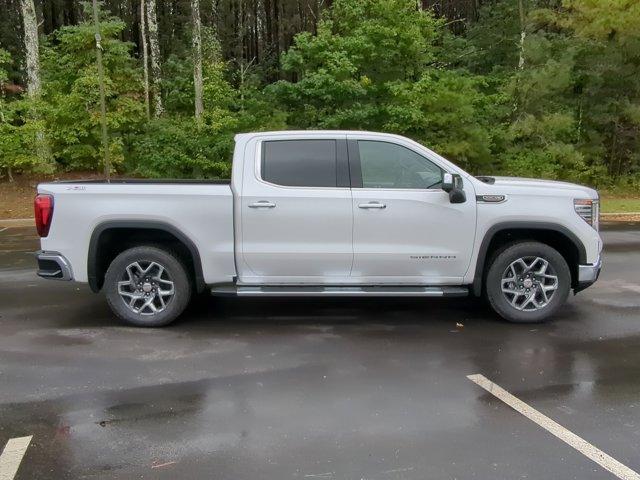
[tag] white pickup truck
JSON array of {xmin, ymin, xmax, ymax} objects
[{"xmin": 35, "ymin": 130, "xmax": 602, "ymax": 326}]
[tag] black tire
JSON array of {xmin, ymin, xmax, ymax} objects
[
  {"xmin": 104, "ymin": 246, "xmax": 191, "ymax": 327},
  {"xmin": 485, "ymin": 241, "xmax": 571, "ymax": 323}
]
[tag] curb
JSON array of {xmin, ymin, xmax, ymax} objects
[
  {"xmin": 601, "ymin": 212, "xmax": 640, "ymax": 217},
  {"xmin": 0, "ymin": 218, "xmax": 34, "ymax": 228}
]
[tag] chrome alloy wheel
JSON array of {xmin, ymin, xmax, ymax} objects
[
  {"xmin": 117, "ymin": 261, "xmax": 175, "ymax": 315},
  {"xmin": 500, "ymin": 256, "xmax": 559, "ymax": 311}
]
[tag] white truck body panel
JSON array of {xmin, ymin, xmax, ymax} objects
[
  {"xmin": 351, "ymin": 186, "xmax": 476, "ymax": 283},
  {"xmin": 236, "ymin": 132, "xmax": 354, "ymax": 283},
  {"xmin": 38, "ymin": 183, "xmax": 236, "ymax": 284},
  {"xmin": 347, "ymin": 132, "xmax": 477, "ymax": 284},
  {"xmin": 37, "ymin": 130, "xmax": 602, "ymax": 297}
]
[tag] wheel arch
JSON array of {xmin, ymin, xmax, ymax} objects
[
  {"xmin": 88, "ymin": 220, "xmax": 205, "ymax": 293},
  {"xmin": 472, "ymin": 222, "xmax": 587, "ymax": 296}
]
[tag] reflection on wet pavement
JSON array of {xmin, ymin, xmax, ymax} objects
[{"xmin": 1, "ymin": 225, "xmax": 639, "ymax": 479}]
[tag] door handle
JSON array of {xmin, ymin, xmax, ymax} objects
[
  {"xmin": 358, "ymin": 202, "xmax": 386, "ymax": 209},
  {"xmin": 248, "ymin": 201, "xmax": 276, "ymax": 208}
]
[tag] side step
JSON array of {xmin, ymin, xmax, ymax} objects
[{"xmin": 211, "ymin": 285, "xmax": 468, "ymax": 297}]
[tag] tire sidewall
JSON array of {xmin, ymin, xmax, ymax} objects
[
  {"xmin": 486, "ymin": 242, "xmax": 571, "ymax": 323},
  {"xmin": 104, "ymin": 246, "xmax": 191, "ymax": 327}
]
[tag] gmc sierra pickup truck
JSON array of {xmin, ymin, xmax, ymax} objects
[{"xmin": 34, "ymin": 130, "xmax": 602, "ymax": 326}]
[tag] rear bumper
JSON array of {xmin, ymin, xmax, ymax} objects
[
  {"xmin": 36, "ymin": 251, "xmax": 73, "ymax": 281},
  {"xmin": 575, "ymin": 255, "xmax": 601, "ymax": 292}
]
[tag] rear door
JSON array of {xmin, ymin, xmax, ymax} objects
[
  {"xmin": 238, "ymin": 134, "xmax": 353, "ymax": 283},
  {"xmin": 349, "ymin": 136, "xmax": 476, "ymax": 284}
]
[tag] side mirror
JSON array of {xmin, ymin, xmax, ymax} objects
[
  {"xmin": 442, "ymin": 173, "xmax": 466, "ymax": 204},
  {"xmin": 449, "ymin": 188, "xmax": 466, "ymax": 204},
  {"xmin": 442, "ymin": 173, "xmax": 454, "ymax": 193}
]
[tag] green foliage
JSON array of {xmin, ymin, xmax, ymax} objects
[
  {"xmin": 464, "ymin": 0, "xmax": 522, "ymax": 74},
  {"xmin": 0, "ymin": 47, "xmax": 10, "ymax": 83},
  {"xmin": 563, "ymin": 0, "xmax": 640, "ymax": 179},
  {"xmin": 128, "ymin": 117, "xmax": 233, "ymax": 178},
  {"xmin": 162, "ymin": 29, "xmax": 234, "ymax": 115},
  {"xmin": 130, "ymin": 30, "xmax": 286, "ymax": 179},
  {"xmin": 40, "ymin": 14, "xmax": 145, "ymax": 171},
  {"xmin": 384, "ymin": 71, "xmax": 496, "ymax": 173},
  {"xmin": 0, "ymin": 98, "xmax": 50, "ymax": 174},
  {"xmin": 271, "ymin": 0, "xmax": 443, "ymax": 129},
  {"xmin": 460, "ymin": 0, "xmax": 640, "ymax": 185},
  {"xmin": 162, "ymin": 54, "xmax": 198, "ymax": 114},
  {"xmin": 129, "ymin": 97, "xmax": 285, "ymax": 178},
  {"xmin": 270, "ymin": 0, "xmax": 497, "ymax": 171},
  {"xmin": 500, "ymin": 113, "xmax": 590, "ymax": 180},
  {"xmin": 1, "ymin": 0, "xmax": 639, "ymax": 188},
  {"xmin": 0, "ymin": 49, "xmax": 53, "ymax": 175}
]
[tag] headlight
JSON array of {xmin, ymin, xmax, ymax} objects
[{"xmin": 574, "ymin": 198, "xmax": 599, "ymax": 231}]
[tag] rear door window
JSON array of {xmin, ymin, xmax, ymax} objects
[{"xmin": 262, "ymin": 140, "xmax": 338, "ymax": 187}]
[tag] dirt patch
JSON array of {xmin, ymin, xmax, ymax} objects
[
  {"xmin": 0, "ymin": 178, "xmax": 37, "ymax": 219},
  {"xmin": 0, "ymin": 172, "xmax": 111, "ymax": 219},
  {"xmin": 602, "ymin": 214, "xmax": 640, "ymax": 223}
]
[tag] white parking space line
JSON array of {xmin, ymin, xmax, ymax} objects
[
  {"xmin": 0, "ymin": 436, "xmax": 32, "ymax": 480},
  {"xmin": 467, "ymin": 374, "xmax": 640, "ymax": 480}
]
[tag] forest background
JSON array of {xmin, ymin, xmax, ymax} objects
[{"xmin": 1, "ymin": 0, "xmax": 639, "ymax": 217}]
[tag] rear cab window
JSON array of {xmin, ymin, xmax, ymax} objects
[
  {"xmin": 260, "ymin": 138, "xmax": 350, "ymax": 188},
  {"xmin": 262, "ymin": 140, "xmax": 337, "ymax": 187}
]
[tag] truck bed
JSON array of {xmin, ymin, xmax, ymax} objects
[
  {"xmin": 37, "ymin": 180, "xmax": 236, "ymax": 286},
  {"xmin": 51, "ymin": 178, "xmax": 231, "ymax": 185}
]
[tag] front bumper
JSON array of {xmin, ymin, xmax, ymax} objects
[
  {"xmin": 575, "ymin": 255, "xmax": 601, "ymax": 292},
  {"xmin": 36, "ymin": 251, "xmax": 73, "ymax": 281}
]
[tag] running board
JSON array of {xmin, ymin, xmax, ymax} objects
[{"xmin": 210, "ymin": 285, "xmax": 468, "ymax": 297}]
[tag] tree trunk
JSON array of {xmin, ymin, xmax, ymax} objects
[
  {"xmin": 253, "ymin": 0, "xmax": 258, "ymax": 62},
  {"xmin": 517, "ymin": 0, "xmax": 526, "ymax": 70},
  {"xmin": 212, "ymin": 0, "xmax": 219, "ymax": 24},
  {"xmin": 64, "ymin": 0, "xmax": 77, "ymax": 26},
  {"xmin": 92, "ymin": 0, "xmax": 111, "ymax": 180},
  {"xmin": 21, "ymin": 0, "xmax": 53, "ymax": 173},
  {"xmin": 20, "ymin": 0, "xmax": 40, "ymax": 97},
  {"xmin": 146, "ymin": 0, "xmax": 164, "ymax": 117},
  {"xmin": 237, "ymin": 0, "xmax": 244, "ymax": 63},
  {"xmin": 191, "ymin": 0, "xmax": 204, "ymax": 120},
  {"xmin": 273, "ymin": 0, "xmax": 280, "ymax": 58},
  {"xmin": 264, "ymin": 0, "xmax": 273, "ymax": 62},
  {"xmin": 140, "ymin": 0, "xmax": 151, "ymax": 119}
]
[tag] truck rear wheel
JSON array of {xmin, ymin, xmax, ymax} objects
[
  {"xmin": 485, "ymin": 241, "xmax": 571, "ymax": 323},
  {"xmin": 104, "ymin": 246, "xmax": 191, "ymax": 327}
]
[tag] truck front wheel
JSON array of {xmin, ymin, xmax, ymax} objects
[
  {"xmin": 104, "ymin": 246, "xmax": 192, "ymax": 327},
  {"xmin": 485, "ymin": 241, "xmax": 571, "ymax": 323}
]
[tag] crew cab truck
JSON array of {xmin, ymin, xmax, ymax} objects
[{"xmin": 34, "ymin": 131, "xmax": 602, "ymax": 326}]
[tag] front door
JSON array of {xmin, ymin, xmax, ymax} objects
[
  {"xmin": 349, "ymin": 138, "xmax": 476, "ymax": 284},
  {"xmin": 239, "ymin": 135, "xmax": 353, "ymax": 283}
]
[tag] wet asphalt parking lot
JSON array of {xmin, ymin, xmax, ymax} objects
[{"xmin": 1, "ymin": 224, "xmax": 640, "ymax": 479}]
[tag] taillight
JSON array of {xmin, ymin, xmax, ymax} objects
[{"xmin": 34, "ymin": 194, "xmax": 54, "ymax": 237}]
